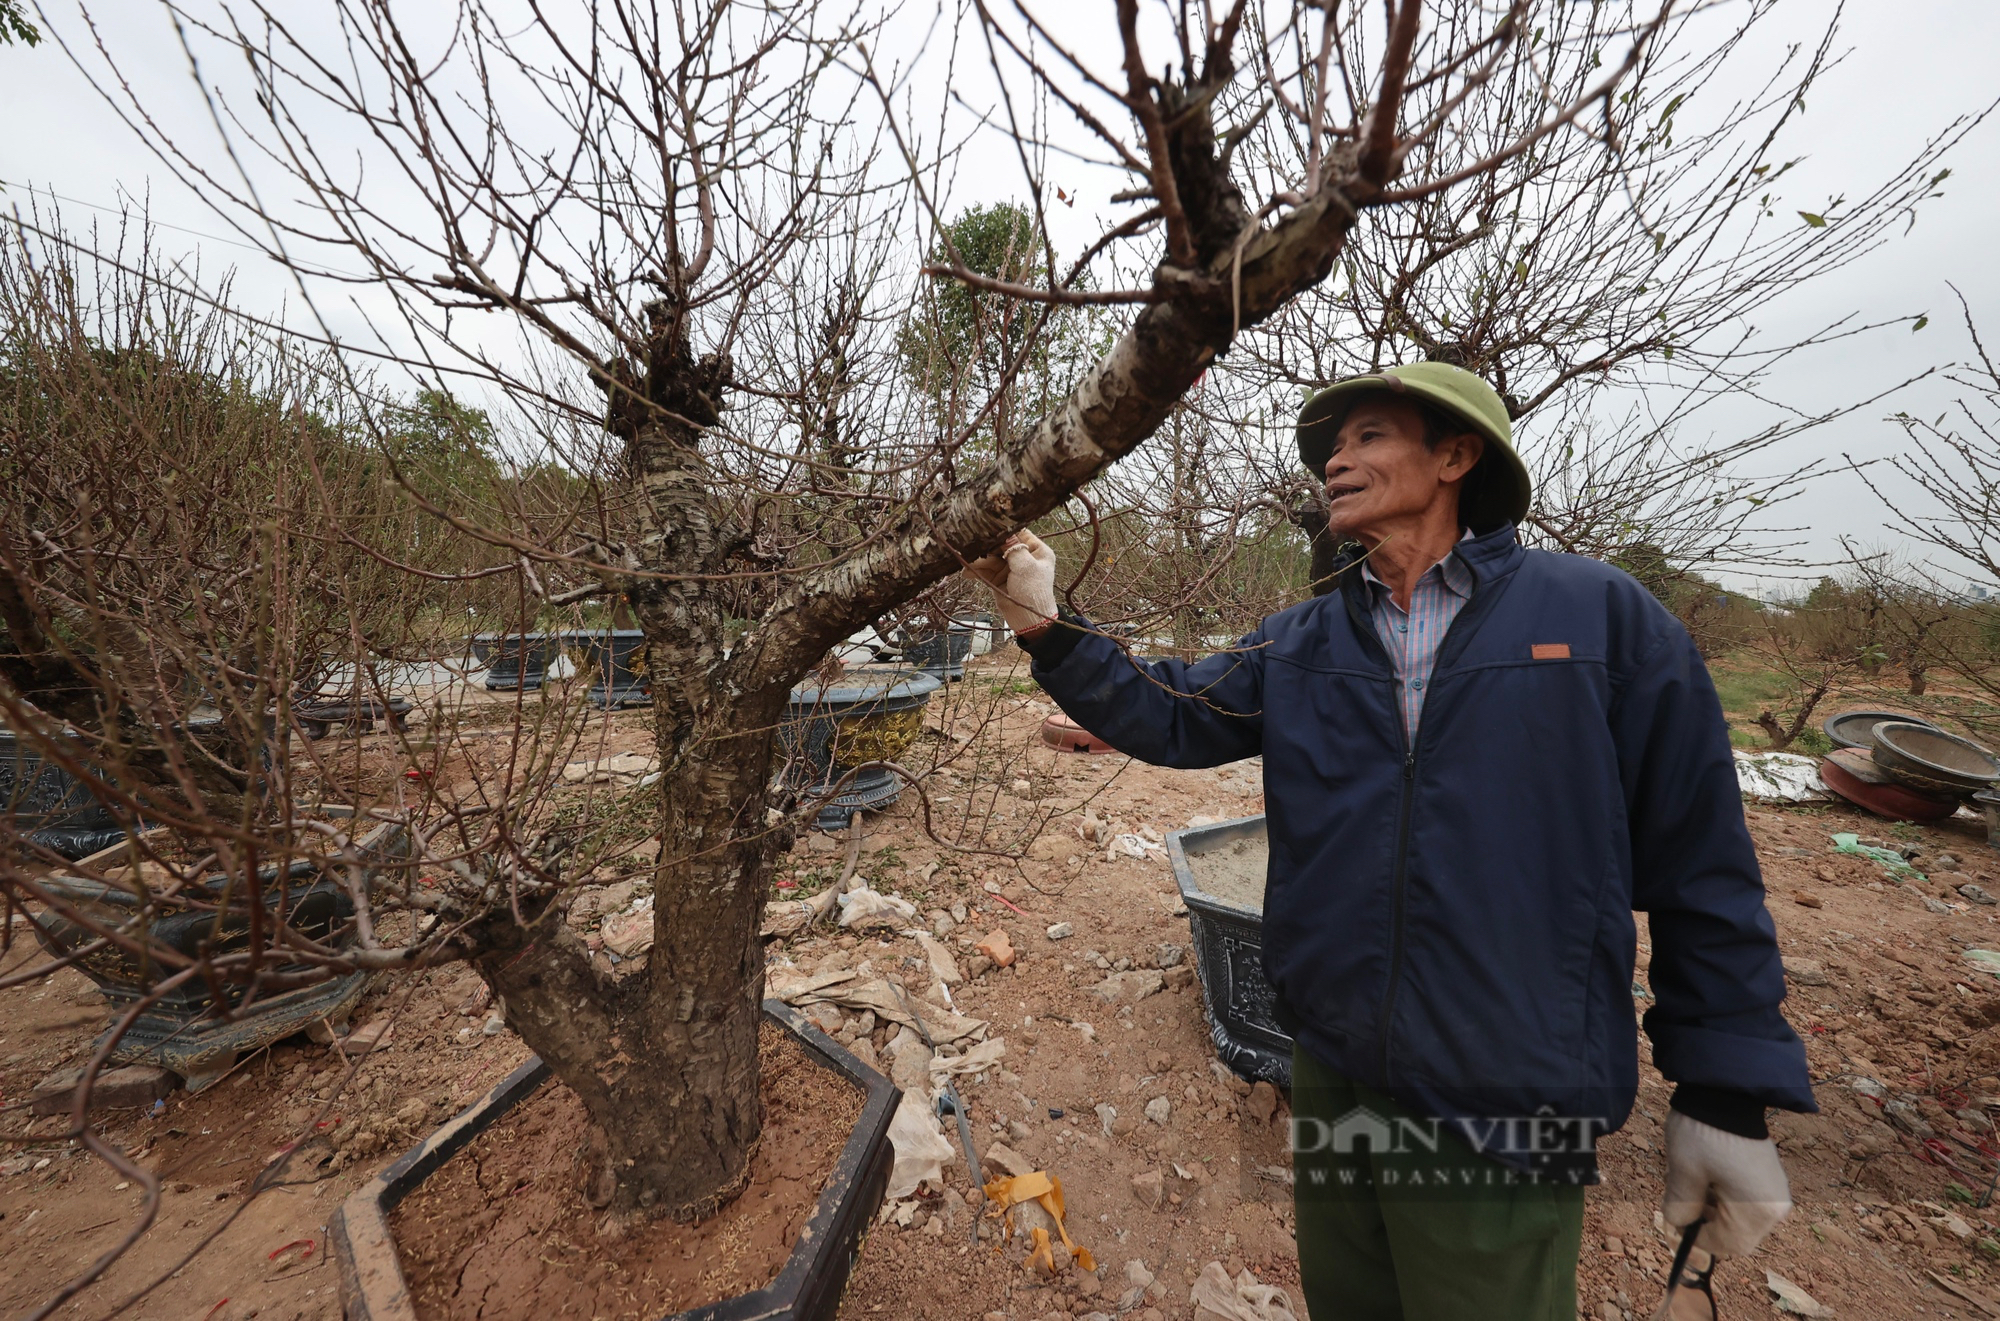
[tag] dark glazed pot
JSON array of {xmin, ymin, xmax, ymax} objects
[
  {"xmin": 293, "ymin": 697, "xmax": 413, "ymax": 740},
  {"xmin": 23, "ymin": 819, "xmax": 409, "ymax": 1088},
  {"xmin": 780, "ymin": 668, "xmax": 940, "ymax": 829},
  {"xmin": 1166, "ymin": 814, "xmax": 1291, "ymax": 1088},
  {"xmin": 330, "ymin": 1000, "xmax": 897, "ymax": 1321},
  {"xmin": 475, "ymin": 633, "xmax": 557, "ymax": 691},
  {"xmin": 902, "ymin": 628, "xmax": 973, "ymax": 681},
  {"xmin": 0, "ymin": 729, "xmax": 133, "ymax": 860},
  {"xmin": 1871, "ymin": 721, "xmax": 2000, "ymax": 798},
  {"xmin": 571, "ymin": 629, "xmax": 652, "ymax": 708},
  {"xmin": 1821, "ymin": 708, "xmax": 1941, "ymax": 752}
]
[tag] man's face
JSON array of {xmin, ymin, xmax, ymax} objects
[{"xmin": 1321, "ymin": 395, "xmax": 1481, "ymax": 540}]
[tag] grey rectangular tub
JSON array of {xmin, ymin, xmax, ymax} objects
[{"xmin": 1166, "ymin": 814, "xmax": 1291, "ymax": 1087}]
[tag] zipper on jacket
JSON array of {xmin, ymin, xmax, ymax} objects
[
  {"xmin": 1344, "ymin": 531, "xmax": 1519, "ymax": 1089},
  {"xmin": 1376, "ymin": 747, "xmax": 1418, "ymax": 1080}
]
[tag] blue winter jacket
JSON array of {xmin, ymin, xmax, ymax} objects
[{"xmin": 1024, "ymin": 524, "xmax": 1813, "ymax": 1173}]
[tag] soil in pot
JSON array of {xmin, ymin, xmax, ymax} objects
[
  {"xmin": 1188, "ymin": 833, "xmax": 1268, "ymax": 911},
  {"xmin": 390, "ymin": 1020, "xmax": 863, "ymax": 1321}
]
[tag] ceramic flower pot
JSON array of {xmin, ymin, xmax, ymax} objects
[
  {"xmin": 569, "ymin": 629, "xmax": 652, "ymax": 708},
  {"xmin": 474, "ymin": 633, "xmax": 557, "ymax": 691},
  {"xmin": 0, "ymin": 728, "xmax": 133, "ymax": 861},
  {"xmin": 22, "ymin": 818, "xmax": 409, "ymax": 1089},
  {"xmin": 780, "ymin": 668, "xmax": 940, "ymax": 829}
]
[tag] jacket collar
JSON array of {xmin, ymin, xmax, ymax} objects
[
  {"xmin": 1328, "ymin": 522, "xmax": 1524, "ymax": 593},
  {"xmin": 1454, "ymin": 521, "xmax": 1526, "ymax": 586}
]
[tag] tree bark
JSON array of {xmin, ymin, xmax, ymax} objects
[
  {"xmin": 1754, "ymin": 709, "xmax": 1793, "ymax": 752},
  {"xmin": 472, "ymin": 699, "xmax": 779, "ymax": 1222},
  {"xmin": 467, "ymin": 287, "xmax": 796, "ymax": 1223},
  {"xmin": 1296, "ymin": 506, "xmax": 1346, "ymax": 597},
  {"xmin": 750, "ymin": 181, "xmax": 1374, "ymax": 676}
]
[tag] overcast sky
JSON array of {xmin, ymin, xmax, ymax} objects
[{"xmin": 4, "ymin": 1, "xmax": 1996, "ymax": 598}]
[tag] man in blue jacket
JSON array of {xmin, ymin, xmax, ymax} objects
[{"xmin": 968, "ymin": 363, "xmax": 1811, "ymax": 1319}]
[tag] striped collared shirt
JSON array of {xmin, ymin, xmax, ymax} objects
[{"xmin": 1360, "ymin": 541, "xmax": 1475, "ymax": 746}]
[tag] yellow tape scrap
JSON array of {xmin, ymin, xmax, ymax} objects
[{"xmin": 981, "ymin": 1171, "xmax": 1097, "ymax": 1274}]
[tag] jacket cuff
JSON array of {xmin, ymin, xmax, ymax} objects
[
  {"xmin": 1670, "ymin": 1084, "xmax": 1770, "ymax": 1140},
  {"xmin": 1015, "ymin": 608, "xmax": 1088, "ymax": 668}
]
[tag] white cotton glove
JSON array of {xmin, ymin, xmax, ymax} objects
[
  {"xmin": 965, "ymin": 530, "xmax": 1059, "ymax": 636},
  {"xmin": 1660, "ymin": 1109, "xmax": 1792, "ymax": 1257}
]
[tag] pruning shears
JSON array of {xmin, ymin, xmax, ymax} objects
[{"xmin": 1649, "ymin": 1220, "xmax": 1717, "ymax": 1321}]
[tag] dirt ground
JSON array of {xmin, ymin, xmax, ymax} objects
[{"xmin": 9, "ymin": 647, "xmax": 2000, "ymax": 1320}]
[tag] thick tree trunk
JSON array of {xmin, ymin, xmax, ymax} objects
[
  {"xmin": 472, "ymin": 286, "xmax": 794, "ymax": 1223},
  {"xmin": 1297, "ymin": 506, "xmax": 1345, "ymax": 597},
  {"xmin": 473, "ymin": 695, "xmax": 781, "ymax": 1222}
]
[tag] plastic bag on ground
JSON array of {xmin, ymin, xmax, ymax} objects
[
  {"xmin": 1832, "ymin": 832, "xmax": 1925, "ymax": 881},
  {"xmin": 914, "ymin": 931, "xmax": 963, "ymax": 984},
  {"xmin": 1734, "ymin": 751, "xmax": 1826, "ymax": 802},
  {"xmin": 982, "ymin": 1169, "xmax": 1096, "ymax": 1273},
  {"xmin": 778, "ymin": 975, "xmax": 986, "ymax": 1044},
  {"xmin": 837, "ymin": 885, "xmax": 918, "ymax": 930},
  {"xmin": 1964, "ymin": 949, "xmax": 2000, "ymax": 979},
  {"xmin": 1190, "ymin": 1261, "xmax": 1298, "ymax": 1321},
  {"xmin": 600, "ymin": 897, "xmax": 655, "ymax": 957},
  {"xmin": 884, "ymin": 1091, "xmax": 957, "ymax": 1200},
  {"xmin": 929, "ymin": 1036, "xmax": 1006, "ymax": 1095},
  {"xmin": 762, "ymin": 885, "xmax": 840, "ymax": 939}
]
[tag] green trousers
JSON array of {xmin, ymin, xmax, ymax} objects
[{"xmin": 1290, "ymin": 1045, "xmax": 1586, "ymax": 1321}]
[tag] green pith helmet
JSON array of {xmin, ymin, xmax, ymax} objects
[{"xmin": 1295, "ymin": 361, "xmax": 1531, "ymax": 534}]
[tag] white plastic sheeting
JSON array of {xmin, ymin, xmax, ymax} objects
[{"xmin": 1734, "ymin": 750, "xmax": 1827, "ymax": 802}]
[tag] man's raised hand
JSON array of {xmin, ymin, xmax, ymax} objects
[{"xmin": 966, "ymin": 530, "xmax": 1058, "ymax": 638}]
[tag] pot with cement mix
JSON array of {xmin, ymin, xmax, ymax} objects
[
  {"xmin": 330, "ymin": 1000, "xmax": 897, "ymax": 1321},
  {"xmin": 1166, "ymin": 814, "xmax": 1291, "ymax": 1087}
]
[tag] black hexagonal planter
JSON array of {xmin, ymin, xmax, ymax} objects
[
  {"xmin": 1, "ymin": 728, "xmax": 136, "ymax": 860},
  {"xmin": 24, "ymin": 818, "xmax": 409, "ymax": 1089},
  {"xmin": 330, "ymin": 999, "xmax": 897, "ymax": 1321}
]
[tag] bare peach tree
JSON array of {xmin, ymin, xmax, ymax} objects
[
  {"xmin": 13, "ymin": 0, "xmax": 1741, "ymax": 1236},
  {"xmin": 1023, "ymin": 1, "xmax": 1979, "ymax": 632},
  {"xmin": 1855, "ymin": 298, "xmax": 2000, "ymax": 728},
  {"xmin": 1230, "ymin": 1, "xmax": 1976, "ymax": 591}
]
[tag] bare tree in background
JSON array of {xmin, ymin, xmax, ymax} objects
[
  {"xmin": 1873, "ymin": 302, "xmax": 2000, "ymax": 589},
  {"xmin": 1842, "ymin": 544, "xmax": 1963, "ymax": 698},
  {"xmin": 1746, "ymin": 576, "xmax": 1872, "ymax": 752},
  {"xmin": 1857, "ymin": 298, "xmax": 2000, "ymax": 727},
  {"xmin": 11, "ymin": 0, "xmax": 1961, "ymax": 1250}
]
